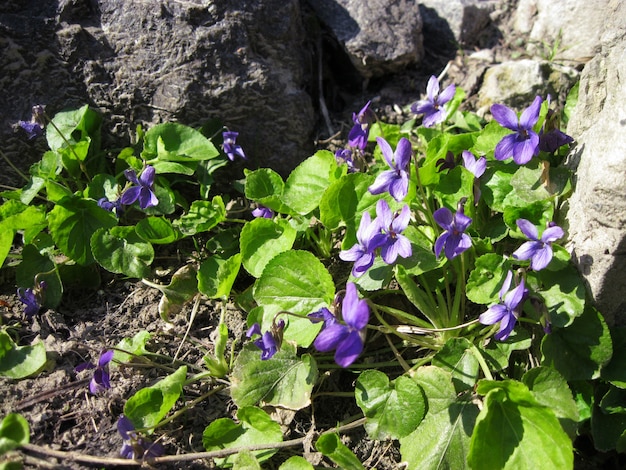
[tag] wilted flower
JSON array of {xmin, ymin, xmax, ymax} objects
[
  {"xmin": 368, "ymin": 137, "xmax": 411, "ymax": 201},
  {"xmin": 376, "ymin": 200, "xmax": 412, "ymax": 264},
  {"xmin": 340, "ymin": 211, "xmax": 386, "ymax": 277},
  {"xmin": 251, "ymin": 205, "xmax": 274, "ymax": 219},
  {"xmin": 308, "ymin": 282, "xmax": 369, "ymax": 368},
  {"xmin": 411, "ymin": 75, "xmax": 456, "ymax": 128},
  {"xmin": 117, "ymin": 415, "xmax": 164, "ymax": 460},
  {"xmin": 434, "ymin": 200, "xmax": 472, "ymax": 260},
  {"xmin": 222, "ymin": 130, "xmax": 246, "ymax": 161},
  {"xmin": 512, "ymin": 219, "xmax": 564, "ymax": 271},
  {"xmin": 491, "ymin": 96, "xmax": 542, "ymax": 165},
  {"xmin": 76, "ymin": 350, "xmax": 114, "ymax": 394},
  {"xmin": 120, "ymin": 166, "xmax": 158, "ymax": 210},
  {"xmin": 17, "ymin": 281, "xmax": 46, "ymax": 319},
  {"xmin": 479, "ymin": 270, "xmax": 528, "ymax": 340},
  {"xmin": 17, "ymin": 105, "xmax": 46, "ymax": 139},
  {"xmin": 348, "ymin": 101, "xmax": 375, "ymax": 151},
  {"xmin": 246, "ymin": 320, "xmax": 285, "ymax": 360}
]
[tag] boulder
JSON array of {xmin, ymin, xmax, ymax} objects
[
  {"xmin": 1, "ymin": 0, "xmax": 316, "ymax": 180},
  {"xmin": 306, "ymin": 0, "xmax": 423, "ymax": 78}
]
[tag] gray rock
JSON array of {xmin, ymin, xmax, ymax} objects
[
  {"xmin": 419, "ymin": 0, "xmax": 497, "ymax": 53},
  {"xmin": 306, "ymin": 0, "xmax": 423, "ymax": 78},
  {"xmin": 1, "ymin": 0, "xmax": 315, "ymax": 180},
  {"xmin": 564, "ymin": 34, "xmax": 626, "ymax": 326},
  {"xmin": 513, "ymin": 0, "xmax": 619, "ymax": 63},
  {"xmin": 476, "ymin": 59, "xmax": 579, "ymax": 114}
]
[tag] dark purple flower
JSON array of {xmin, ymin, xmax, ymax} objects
[
  {"xmin": 17, "ymin": 105, "xmax": 46, "ymax": 139},
  {"xmin": 246, "ymin": 320, "xmax": 285, "ymax": 360},
  {"xmin": 411, "ymin": 75, "xmax": 456, "ymax": 128},
  {"xmin": 538, "ymin": 97, "xmax": 574, "ymax": 153},
  {"xmin": 335, "ymin": 148, "xmax": 357, "ymax": 172},
  {"xmin": 98, "ymin": 197, "xmax": 123, "ymax": 215},
  {"xmin": 252, "ymin": 205, "xmax": 274, "ymax": 219},
  {"xmin": 433, "ymin": 202, "xmax": 472, "ymax": 260},
  {"xmin": 120, "ymin": 166, "xmax": 158, "ymax": 210},
  {"xmin": 479, "ymin": 271, "xmax": 528, "ymax": 340},
  {"xmin": 17, "ymin": 281, "xmax": 46, "ymax": 319},
  {"xmin": 222, "ymin": 130, "xmax": 246, "ymax": 161},
  {"xmin": 117, "ymin": 415, "xmax": 164, "ymax": 460},
  {"xmin": 376, "ymin": 200, "xmax": 412, "ymax": 264},
  {"xmin": 491, "ymin": 96, "xmax": 542, "ymax": 165},
  {"xmin": 368, "ymin": 137, "xmax": 411, "ymax": 201},
  {"xmin": 436, "ymin": 151, "xmax": 458, "ymax": 172},
  {"xmin": 308, "ymin": 282, "xmax": 369, "ymax": 368},
  {"xmin": 76, "ymin": 350, "xmax": 114, "ymax": 394},
  {"xmin": 340, "ymin": 211, "xmax": 387, "ymax": 277},
  {"xmin": 347, "ymin": 101, "xmax": 375, "ymax": 151},
  {"xmin": 461, "ymin": 150, "xmax": 486, "ymax": 178},
  {"xmin": 512, "ymin": 219, "xmax": 564, "ymax": 271}
]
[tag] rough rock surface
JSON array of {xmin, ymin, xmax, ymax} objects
[
  {"xmin": 306, "ymin": 0, "xmax": 423, "ymax": 78},
  {"xmin": 2, "ymin": 0, "xmax": 315, "ymax": 178}
]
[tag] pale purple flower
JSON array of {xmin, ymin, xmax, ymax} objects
[
  {"xmin": 348, "ymin": 101, "xmax": 375, "ymax": 151},
  {"xmin": 368, "ymin": 137, "xmax": 411, "ymax": 201},
  {"xmin": 491, "ymin": 96, "xmax": 542, "ymax": 165},
  {"xmin": 411, "ymin": 75, "xmax": 456, "ymax": 128},
  {"xmin": 433, "ymin": 203, "xmax": 472, "ymax": 260},
  {"xmin": 120, "ymin": 166, "xmax": 158, "ymax": 210},
  {"xmin": 479, "ymin": 271, "xmax": 528, "ymax": 340},
  {"xmin": 76, "ymin": 350, "xmax": 114, "ymax": 394},
  {"xmin": 17, "ymin": 281, "xmax": 46, "ymax": 319},
  {"xmin": 252, "ymin": 205, "xmax": 274, "ymax": 219},
  {"xmin": 222, "ymin": 130, "xmax": 246, "ymax": 161},
  {"xmin": 308, "ymin": 282, "xmax": 369, "ymax": 368},
  {"xmin": 117, "ymin": 415, "xmax": 164, "ymax": 459},
  {"xmin": 512, "ymin": 219, "xmax": 564, "ymax": 271},
  {"xmin": 461, "ymin": 150, "xmax": 486, "ymax": 178},
  {"xmin": 246, "ymin": 320, "xmax": 285, "ymax": 360},
  {"xmin": 340, "ymin": 212, "xmax": 386, "ymax": 277},
  {"xmin": 376, "ymin": 200, "xmax": 412, "ymax": 264}
]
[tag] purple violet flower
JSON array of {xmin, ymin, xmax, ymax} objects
[
  {"xmin": 76, "ymin": 350, "xmax": 114, "ymax": 395},
  {"xmin": 491, "ymin": 96, "xmax": 542, "ymax": 165},
  {"xmin": 368, "ymin": 137, "xmax": 411, "ymax": 201},
  {"xmin": 335, "ymin": 148, "xmax": 357, "ymax": 172},
  {"xmin": 120, "ymin": 166, "xmax": 159, "ymax": 210},
  {"xmin": 117, "ymin": 415, "xmax": 164, "ymax": 460},
  {"xmin": 411, "ymin": 75, "xmax": 456, "ymax": 128},
  {"xmin": 479, "ymin": 271, "xmax": 528, "ymax": 340},
  {"xmin": 17, "ymin": 105, "xmax": 46, "ymax": 139},
  {"xmin": 376, "ymin": 200, "xmax": 412, "ymax": 264},
  {"xmin": 461, "ymin": 150, "xmax": 486, "ymax": 178},
  {"xmin": 17, "ymin": 281, "xmax": 46, "ymax": 319},
  {"xmin": 98, "ymin": 197, "xmax": 123, "ymax": 216},
  {"xmin": 339, "ymin": 211, "xmax": 387, "ymax": 277},
  {"xmin": 252, "ymin": 205, "xmax": 274, "ymax": 219},
  {"xmin": 222, "ymin": 130, "xmax": 246, "ymax": 161},
  {"xmin": 347, "ymin": 101, "xmax": 375, "ymax": 151},
  {"xmin": 512, "ymin": 219, "xmax": 564, "ymax": 271},
  {"xmin": 433, "ymin": 202, "xmax": 472, "ymax": 260},
  {"xmin": 308, "ymin": 282, "xmax": 369, "ymax": 368},
  {"xmin": 246, "ymin": 320, "xmax": 285, "ymax": 360}
]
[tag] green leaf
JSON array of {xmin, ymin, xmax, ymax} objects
[
  {"xmin": 315, "ymin": 433, "xmax": 364, "ymax": 470},
  {"xmin": 535, "ymin": 265, "xmax": 586, "ymax": 327},
  {"xmin": 355, "ymin": 370, "xmax": 426, "ymax": 440},
  {"xmin": 281, "ymin": 150, "xmax": 338, "ymax": 215},
  {"xmin": 47, "ymin": 196, "xmax": 117, "ymax": 265},
  {"xmin": 482, "ymin": 162, "xmax": 516, "ymax": 213},
  {"xmin": 0, "ymin": 413, "xmax": 30, "ymax": 454},
  {"xmin": 113, "ymin": 331, "xmax": 151, "ymax": 367},
  {"xmin": 124, "ymin": 365, "xmax": 187, "ymax": 431},
  {"xmin": 469, "ymin": 380, "xmax": 573, "ymax": 470},
  {"xmin": 399, "ymin": 366, "xmax": 478, "ymax": 470},
  {"xmin": 591, "ymin": 403, "xmax": 626, "ymax": 452},
  {"xmin": 240, "ymin": 218, "xmax": 297, "ymax": 278},
  {"xmin": 91, "ymin": 226, "xmax": 154, "ymax": 278},
  {"xmin": 0, "ymin": 331, "xmax": 47, "ymax": 379},
  {"xmin": 434, "ymin": 166, "xmax": 475, "ymax": 211},
  {"xmin": 16, "ymin": 244, "xmax": 63, "ymax": 309},
  {"xmin": 319, "ymin": 172, "xmax": 378, "ymax": 232},
  {"xmin": 0, "ymin": 228, "xmax": 13, "ymax": 269},
  {"xmin": 231, "ymin": 343, "xmax": 317, "ymax": 410},
  {"xmin": 480, "ymin": 329, "xmax": 532, "ymax": 372},
  {"xmin": 47, "ymin": 105, "xmax": 101, "ymax": 153},
  {"xmin": 396, "ymin": 225, "xmax": 444, "ymax": 277},
  {"xmin": 135, "ymin": 217, "xmax": 181, "ymax": 244},
  {"xmin": 253, "ymin": 250, "xmax": 335, "ymax": 316},
  {"xmin": 244, "ymin": 168, "xmax": 287, "ymax": 213},
  {"xmin": 142, "ymin": 122, "xmax": 219, "ymax": 162},
  {"xmin": 471, "ymin": 120, "xmax": 512, "ymax": 158},
  {"xmin": 601, "ymin": 327, "xmax": 626, "ymax": 388},
  {"xmin": 466, "ymin": 254, "xmax": 510, "ymax": 305},
  {"xmin": 197, "ymin": 253, "xmax": 242, "ymax": 299},
  {"xmin": 278, "ymin": 455, "xmax": 314, "ymax": 470},
  {"xmin": 174, "ymin": 197, "xmax": 226, "ymax": 236},
  {"xmin": 232, "ymin": 451, "xmax": 261, "ymax": 469},
  {"xmin": 202, "ymin": 406, "xmax": 283, "ymax": 466},
  {"xmin": 432, "ymin": 337, "xmax": 480, "ymax": 392},
  {"xmin": 522, "ymin": 367, "xmax": 579, "ymax": 438},
  {"xmin": 541, "ymin": 306, "xmax": 612, "ymax": 380},
  {"xmin": 143, "ymin": 264, "xmax": 198, "ymax": 321}
]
